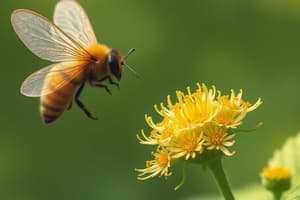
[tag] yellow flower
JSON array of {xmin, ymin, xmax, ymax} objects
[
  {"xmin": 262, "ymin": 166, "xmax": 291, "ymax": 181},
  {"xmin": 154, "ymin": 83, "xmax": 221, "ymax": 130},
  {"xmin": 168, "ymin": 129, "xmax": 204, "ymax": 160},
  {"xmin": 137, "ymin": 117, "xmax": 174, "ymax": 146},
  {"xmin": 215, "ymin": 89, "xmax": 262, "ymax": 128},
  {"xmin": 136, "ymin": 149, "xmax": 172, "ymax": 180},
  {"xmin": 203, "ymin": 125, "xmax": 235, "ymax": 156},
  {"xmin": 136, "ymin": 83, "xmax": 262, "ymax": 181},
  {"xmin": 261, "ymin": 166, "xmax": 291, "ymax": 196}
]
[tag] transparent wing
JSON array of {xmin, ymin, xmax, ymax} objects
[
  {"xmin": 11, "ymin": 9, "xmax": 90, "ymax": 62},
  {"xmin": 54, "ymin": 0, "xmax": 98, "ymax": 48},
  {"xmin": 21, "ymin": 61, "xmax": 87, "ymax": 97}
]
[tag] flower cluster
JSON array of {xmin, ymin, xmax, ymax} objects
[{"xmin": 136, "ymin": 83, "xmax": 262, "ymax": 180}]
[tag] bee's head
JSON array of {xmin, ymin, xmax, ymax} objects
[
  {"xmin": 108, "ymin": 48, "xmax": 139, "ymax": 81},
  {"xmin": 108, "ymin": 50, "xmax": 123, "ymax": 81}
]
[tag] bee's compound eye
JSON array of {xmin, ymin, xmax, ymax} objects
[{"xmin": 108, "ymin": 54, "xmax": 121, "ymax": 80}]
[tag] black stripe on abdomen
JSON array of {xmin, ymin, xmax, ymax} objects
[{"xmin": 41, "ymin": 102, "xmax": 62, "ymax": 113}]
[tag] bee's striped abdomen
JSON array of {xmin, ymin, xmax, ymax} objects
[{"xmin": 40, "ymin": 70, "xmax": 79, "ymax": 124}]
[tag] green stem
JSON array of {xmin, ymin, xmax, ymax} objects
[
  {"xmin": 273, "ymin": 191, "xmax": 282, "ymax": 200},
  {"xmin": 207, "ymin": 157, "xmax": 235, "ymax": 200}
]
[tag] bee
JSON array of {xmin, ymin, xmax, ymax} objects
[{"xmin": 11, "ymin": 0, "xmax": 138, "ymax": 124}]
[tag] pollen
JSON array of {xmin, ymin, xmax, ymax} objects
[
  {"xmin": 203, "ymin": 125, "xmax": 235, "ymax": 156},
  {"xmin": 209, "ymin": 132, "xmax": 226, "ymax": 145},
  {"xmin": 160, "ymin": 129, "xmax": 173, "ymax": 141},
  {"xmin": 181, "ymin": 139, "xmax": 199, "ymax": 153},
  {"xmin": 215, "ymin": 112, "xmax": 234, "ymax": 127},
  {"xmin": 155, "ymin": 151, "xmax": 170, "ymax": 168},
  {"xmin": 169, "ymin": 130, "xmax": 204, "ymax": 160}
]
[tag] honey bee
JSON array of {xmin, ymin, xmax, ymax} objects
[{"xmin": 11, "ymin": 0, "xmax": 138, "ymax": 124}]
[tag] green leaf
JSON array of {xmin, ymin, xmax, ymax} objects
[
  {"xmin": 268, "ymin": 132, "xmax": 300, "ymax": 188},
  {"xmin": 185, "ymin": 184, "xmax": 271, "ymax": 200},
  {"xmin": 284, "ymin": 186, "xmax": 300, "ymax": 200}
]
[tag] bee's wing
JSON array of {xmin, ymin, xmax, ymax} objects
[
  {"xmin": 11, "ymin": 9, "xmax": 90, "ymax": 62},
  {"xmin": 54, "ymin": 0, "xmax": 98, "ymax": 48},
  {"xmin": 21, "ymin": 61, "xmax": 87, "ymax": 97}
]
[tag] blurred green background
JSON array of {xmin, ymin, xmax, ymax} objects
[{"xmin": 1, "ymin": 0, "xmax": 300, "ymax": 199}]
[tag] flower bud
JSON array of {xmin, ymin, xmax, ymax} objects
[{"xmin": 261, "ymin": 166, "xmax": 291, "ymax": 198}]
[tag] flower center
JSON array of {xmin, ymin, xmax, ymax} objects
[
  {"xmin": 161, "ymin": 129, "xmax": 172, "ymax": 140},
  {"xmin": 181, "ymin": 138, "xmax": 198, "ymax": 153},
  {"xmin": 155, "ymin": 152, "xmax": 169, "ymax": 168},
  {"xmin": 209, "ymin": 133, "xmax": 226, "ymax": 145},
  {"xmin": 216, "ymin": 112, "xmax": 234, "ymax": 126}
]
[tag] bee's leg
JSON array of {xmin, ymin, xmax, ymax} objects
[
  {"xmin": 75, "ymin": 83, "xmax": 97, "ymax": 120},
  {"xmin": 97, "ymin": 76, "xmax": 109, "ymax": 82},
  {"xmin": 108, "ymin": 77, "xmax": 120, "ymax": 89},
  {"xmin": 97, "ymin": 76, "xmax": 119, "ymax": 89},
  {"xmin": 92, "ymin": 81, "xmax": 112, "ymax": 95}
]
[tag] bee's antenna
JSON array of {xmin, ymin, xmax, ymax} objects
[
  {"xmin": 124, "ymin": 48, "xmax": 136, "ymax": 60},
  {"xmin": 123, "ymin": 48, "xmax": 140, "ymax": 78},
  {"xmin": 124, "ymin": 63, "xmax": 140, "ymax": 78}
]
